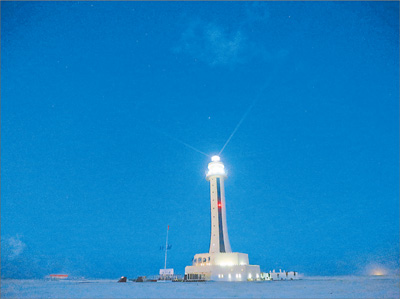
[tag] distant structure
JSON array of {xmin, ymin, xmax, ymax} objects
[
  {"xmin": 118, "ymin": 276, "xmax": 127, "ymax": 282},
  {"xmin": 260, "ymin": 269, "xmax": 298, "ymax": 280},
  {"xmin": 48, "ymin": 274, "xmax": 68, "ymax": 280},
  {"xmin": 185, "ymin": 156, "xmax": 260, "ymax": 281}
]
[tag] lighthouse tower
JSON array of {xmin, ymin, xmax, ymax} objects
[
  {"xmin": 185, "ymin": 156, "xmax": 260, "ymax": 281},
  {"xmin": 207, "ymin": 155, "xmax": 232, "ymax": 253}
]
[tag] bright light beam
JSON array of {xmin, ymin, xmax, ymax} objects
[
  {"xmin": 218, "ymin": 68, "xmax": 277, "ymax": 156},
  {"xmin": 161, "ymin": 130, "xmax": 210, "ymax": 157},
  {"xmin": 218, "ymin": 98, "xmax": 257, "ymax": 156},
  {"xmin": 139, "ymin": 120, "xmax": 210, "ymax": 157}
]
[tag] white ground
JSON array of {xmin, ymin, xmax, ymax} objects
[{"xmin": 1, "ymin": 276, "xmax": 399, "ymax": 298}]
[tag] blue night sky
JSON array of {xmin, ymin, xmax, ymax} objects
[{"xmin": 1, "ymin": 1, "xmax": 399, "ymax": 279}]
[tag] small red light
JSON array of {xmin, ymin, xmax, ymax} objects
[{"xmin": 218, "ymin": 203, "xmax": 222, "ymax": 207}]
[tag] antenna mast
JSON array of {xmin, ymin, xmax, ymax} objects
[{"xmin": 164, "ymin": 225, "xmax": 169, "ymax": 269}]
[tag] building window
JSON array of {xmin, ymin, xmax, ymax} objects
[
  {"xmin": 203, "ymin": 258, "xmax": 206, "ymax": 262},
  {"xmin": 208, "ymin": 257, "xmax": 211, "ymax": 261}
]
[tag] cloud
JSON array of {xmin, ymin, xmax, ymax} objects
[
  {"xmin": 1, "ymin": 235, "xmax": 85, "ymax": 279},
  {"xmin": 172, "ymin": 8, "xmax": 282, "ymax": 68},
  {"xmin": 173, "ymin": 20, "xmax": 247, "ymax": 67},
  {"xmin": 1, "ymin": 235, "xmax": 26, "ymax": 260}
]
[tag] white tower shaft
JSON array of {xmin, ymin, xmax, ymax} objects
[{"xmin": 207, "ymin": 156, "xmax": 232, "ymax": 254}]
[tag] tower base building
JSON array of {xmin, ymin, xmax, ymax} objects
[
  {"xmin": 185, "ymin": 252, "xmax": 260, "ymax": 281},
  {"xmin": 185, "ymin": 156, "xmax": 260, "ymax": 281}
]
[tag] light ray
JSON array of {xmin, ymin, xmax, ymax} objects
[
  {"xmin": 218, "ymin": 98, "xmax": 257, "ymax": 155},
  {"xmin": 139, "ymin": 120, "xmax": 210, "ymax": 157},
  {"xmin": 218, "ymin": 70, "xmax": 276, "ymax": 156}
]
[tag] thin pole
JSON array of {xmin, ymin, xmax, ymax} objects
[{"xmin": 164, "ymin": 225, "xmax": 169, "ymax": 270}]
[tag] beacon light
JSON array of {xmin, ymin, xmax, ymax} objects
[{"xmin": 211, "ymin": 155, "xmax": 220, "ymax": 162}]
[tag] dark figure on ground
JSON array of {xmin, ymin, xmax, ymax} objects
[{"xmin": 118, "ymin": 276, "xmax": 127, "ymax": 282}]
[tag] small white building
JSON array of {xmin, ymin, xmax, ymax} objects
[
  {"xmin": 159, "ymin": 268, "xmax": 174, "ymax": 280},
  {"xmin": 260, "ymin": 269, "xmax": 299, "ymax": 280}
]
